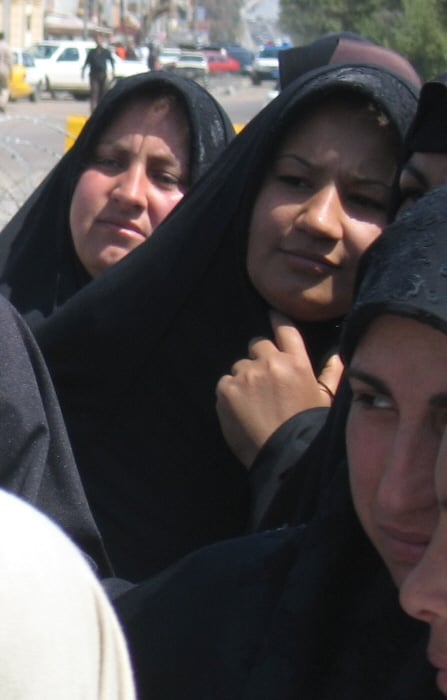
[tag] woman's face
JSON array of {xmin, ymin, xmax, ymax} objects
[
  {"xmin": 400, "ymin": 431, "xmax": 447, "ymax": 697},
  {"xmin": 246, "ymin": 97, "xmax": 399, "ymax": 322},
  {"xmin": 398, "ymin": 152, "xmax": 447, "ymax": 215},
  {"xmin": 346, "ymin": 314, "xmax": 447, "ymax": 588},
  {"xmin": 70, "ymin": 96, "xmax": 190, "ymax": 278}
]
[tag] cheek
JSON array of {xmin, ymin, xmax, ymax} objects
[
  {"xmin": 151, "ymin": 190, "xmax": 185, "ymax": 225},
  {"xmin": 247, "ymin": 200, "xmax": 288, "ymax": 262},
  {"xmin": 70, "ymin": 172, "xmax": 104, "ymax": 234},
  {"xmin": 344, "ymin": 220, "xmax": 384, "ymax": 260},
  {"xmin": 346, "ymin": 407, "xmax": 380, "ymax": 525}
]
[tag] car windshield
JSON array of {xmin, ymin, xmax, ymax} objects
[
  {"xmin": 28, "ymin": 44, "xmax": 59, "ymax": 59},
  {"xmin": 23, "ymin": 52, "xmax": 35, "ymax": 67},
  {"xmin": 180, "ymin": 55, "xmax": 204, "ymax": 63}
]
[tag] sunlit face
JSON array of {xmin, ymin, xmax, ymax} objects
[
  {"xmin": 246, "ymin": 97, "xmax": 399, "ymax": 322},
  {"xmin": 398, "ymin": 152, "xmax": 447, "ymax": 215},
  {"xmin": 70, "ymin": 95, "xmax": 190, "ymax": 278},
  {"xmin": 346, "ymin": 315, "xmax": 447, "ymax": 588},
  {"xmin": 400, "ymin": 430, "xmax": 447, "ymax": 697}
]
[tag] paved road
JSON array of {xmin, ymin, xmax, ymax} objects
[{"xmin": 0, "ymin": 75, "xmax": 274, "ymax": 228}]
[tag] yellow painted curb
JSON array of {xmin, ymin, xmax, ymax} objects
[
  {"xmin": 65, "ymin": 116, "xmax": 245, "ymax": 151},
  {"xmin": 65, "ymin": 115, "xmax": 88, "ymax": 151}
]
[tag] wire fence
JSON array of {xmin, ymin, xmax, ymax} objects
[{"xmin": 0, "ymin": 113, "xmax": 69, "ymax": 228}]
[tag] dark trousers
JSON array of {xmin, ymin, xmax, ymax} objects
[{"xmin": 89, "ymin": 72, "xmax": 107, "ymax": 113}]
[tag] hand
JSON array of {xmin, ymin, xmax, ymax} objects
[{"xmin": 216, "ymin": 310, "xmax": 344, "ymax": 469}]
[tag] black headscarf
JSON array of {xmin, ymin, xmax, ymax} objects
[
  {"xmin": 404, "ymin": 73, "xmax": 447, "ymax": 154},
  {"xmin": 279, "ymin": 32, "xmax": 421, "ymax": 90},
  {"xmin": 0, "ymin": 294, "xmax": 110, "ymax": 576},
  {"xmin": 35, "ymin": 62, "xmax": 419, "ymax": 581},
  {"xmin": 0, "ymin": 71, "xmax": 235, "ymax": 325}
]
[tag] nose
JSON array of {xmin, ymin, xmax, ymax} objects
[
  {"xmin": 111, "ymin": 163, "xmax": 148, "ymax": 209},
  {"xmin": 376, "ymin": 421, "xmax": 437, "ymax": 517},
  {"xmin": 400, "ymin": 524, "xmax": 446, "ymax": 625},
  {"xmin": 295, "ymin": 183, "xmax": 344, "ymax": 241}
]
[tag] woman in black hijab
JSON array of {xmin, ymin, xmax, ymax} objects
[
  {"xmin": 114, "ymin": 185, "xmax": 447, "ymax": 700},
  {"xmin": 0, "ymin": 71, "xmax": 235, "ymax": 327},
  {"xmin": 35, "ymin": 58, "xmax": 419, "ymax": 582},
  {"xmin": 256, "ymin": 72, "xmax": 447, "ymax": 532}
]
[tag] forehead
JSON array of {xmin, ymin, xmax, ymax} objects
[
  {"xmin": 351, "ymin": 314, "xmax": 447, "ymax": 381},
  {"xmin": 275, "ymin": 95, "xmax": 397, "ymax": 174},
  {"xmin": 100, "ymin": 95, "xmax": 189, "ymax": 141},
  {"xmin": 278, "ymin": 94, "xmax": 394, "ymax": 154}
]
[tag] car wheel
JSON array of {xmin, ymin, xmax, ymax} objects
[{"xmin": 251, "ymin": 73, "xmax": 261, "ymax": 86}]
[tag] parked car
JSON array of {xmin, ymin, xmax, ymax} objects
[
  {"xmin": 109, "ymin": 53, "xmax": 148, "ymax": 85},
  {"xmin": 168, "ymin": 51, "xmax": 209, "ymax": 84},
  {"xmin": 251, "ymin": 45, "xmax": 282, "ymax": 85},
  {"xmin": 10, "ymin": 48, "xmax": 45, "ymax": 101},
  {"xmin": 203, "ymin": 50, "xmax": 240, "ymax": 74},
  {"xmin": 28, "ymin": 40, "xmax": 146, "ymax": 99},
  {"xmin": 158, "ymin": 47, "xmax": 181, "ymax": 70},
  {"xmin": 219, "ymin": 43, "xmax": 254, "ymax": 75}
]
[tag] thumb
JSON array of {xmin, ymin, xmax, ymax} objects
[{"xmin": 317, "ymin": 353, "xmax": 344, "ymax": 399}]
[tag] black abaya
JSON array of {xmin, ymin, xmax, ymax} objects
[{"xmin": 0, "ymin": 294, "xmax": 110, "ymax": 574}]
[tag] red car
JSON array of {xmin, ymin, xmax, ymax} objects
[{"xmin": 204, "ymin": 50, "xmax": 241, "ymax": 74}]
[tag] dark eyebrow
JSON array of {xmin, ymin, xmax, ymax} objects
[
  {"xmin": 275, "ymin": 153, "xmax": 391, "ymax": 191},
  {"xmin": 346, "ymin": 367, "xmax": 390, "ymax": 395},
  {"xmin": 348, "ymin": 368, "xmax": 447, "ymax": 410},
  {"xmin": 400, "ymin": 162, "xmax": 429, "ymax": 188},
  {"xmin": 276, "ymin": 153, "xmax": 311, "ymax": 169}
]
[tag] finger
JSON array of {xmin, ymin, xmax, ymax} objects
[
  {"xmin": 247, "ymin": 336, "xmax": 277, "ymax": 359},
  {"xmin": 318, "ymin": 353, "xmax": 344, "ymax": 396},
  {"xmin": 269, "ymin": 309, "xmax": 308, "ymax": 355}
]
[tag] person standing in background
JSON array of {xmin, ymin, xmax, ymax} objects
[
  {"xmin": 82, "ymin": 33, "xmax": 115, "ymax": 112},
  {"xmin": 147, "ymin": 40, "xmax": 160, "ymax": 71},
  {"xmin": 0, "ymin": 32, "xmax": 12, "ymax": 110}
]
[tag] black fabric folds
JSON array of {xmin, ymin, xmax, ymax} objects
[
  {"xmin": 35, "ymin": 63, "xmax": 419, "ymax": 581},
  {"xmin": 0, "ymin": 71, "xmax": 235, "ymax": 325},
  {"xmin": 115, "ymin": 463, "xmax": 441, "ymax": 699},
  {"xmin": 0, "ymin": 294, "xmax": 110, "ymax": 575}
]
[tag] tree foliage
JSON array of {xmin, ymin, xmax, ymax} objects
[
  {"xmin": 200, "ymin": 0, "xmax": 243, "ymax": 42},
  {"xmin": 279, "ymin": 0, "xmax": 447, "ymax": 80}
]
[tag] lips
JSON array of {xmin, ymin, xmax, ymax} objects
[
  {"xmin": 279, "ymin": 247, "xmax": 340, "ymax": 273},
  {"xmin": 98, "ymin": 218, "xmax": 147, "ymax": 240},
  {"xmin": 379, "ymin": 524, "xmax": 430, "ymax": 564}
]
